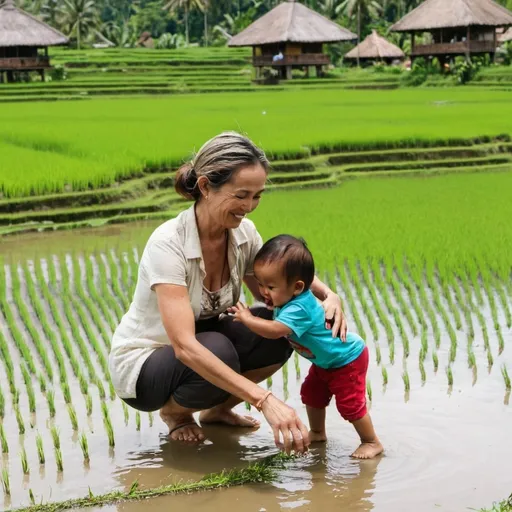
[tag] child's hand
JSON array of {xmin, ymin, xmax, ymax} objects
[{"xmin": 228, "ymin": 301, "xmax": 254, "ymax": 324}]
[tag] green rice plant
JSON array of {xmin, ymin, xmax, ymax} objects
[
  {"xmin": 419, "ymin": 360, "xmax": 426, "ymax": 383},
  {"xmin": 502, "ymin": 365, "xmax": 511, "ymax": 391},
  {"xmin": 1, "ymin": 467, "xmax": 10, "ymax": 496},
  {"xmin": 50, "ymin": 426, "xmax": 60, "ymax": 450},
  {"xmin": 266, "ymin": 376, "xmax": 273, "ymax": 389},
  {"xmin": 336, "ymin": 264, "xmax": 366, "ymax": 340},
  {"xmin": 294, "ymin": 352, "xmax": 300, "ymax": 379},
  {"xmin": 446, "ymin": 366, "xmax": 454, "ymax": 387},
  {"xmin": 487, "ymin": 348, "xmax": 494, "ymax": 368},
  {"xmin": 135, "ymin": 412, "xmax": 141, "ymax": 432},
  {"xmin": 450, "ymin": 275, "xmax": 475, "ymax": 342},
  {"xmin": 468, "ymin": 347, "xmax": 476, "ymax": 369},
  {"xmin": 14, "ymin": 405, "xmax": 25, "ymax": 435},
  {"xmin": 20, "ymin": 445, "xmax": 29, "ymax": 474},
  {"xmin": 39, "ymin": 375, "xmax": 47, "ymax": 394},
  {"xmin": 29, "ymin": 488, "xmax": 35, "ymax": 505},
  {"xmin": 148, "ymin": 412, "xmax": 154, "ymax": 427},
  {"xmin": 432, "ymin": 351, "xmax": 439, "ymax": 372},
  {"xmin": 86, "ymin": 394, "xmax": 93, "ymax": 416},
  {"xmin": 21, "ymin": 364, "xmax": 36, "ymax": 414},
  {"xmin": 122, "ymin": 402, "xmax": 129, "ymax": 425},
  {"xmin": 389, "ymin": 342, "xmax": 395, "ymax": 365},
  {"xmin": 402, "ymin": 371, "xmax": 410, "ymax": 392},
  {"xmin": 95, "ymin": 253, "xmax": 124, "ymax": 322},
  {"xmin": 438, "ymin": 266, "xmax": 463, "ymax": 330},
  {"xmin": 366, "ymin": 380, "xmax": 372, "ymax": 402},
  {"xmin": 449, "ymin": 338, "xmax": 457, "ymax": 364},
  {"xmin": 36, "ymin": 433, "xmax": 45, "ymax": 465},
  {"xmin": 46, "ymin": 389, "xmax": 56, "ymax": 418},
  {"xmin": 0, "ymin": 424, "xmax": 8, "ymax": 454},
  {"xmin": 102, "ymin": 402, "xmax": 115, "ymax": 446},
  {"xmin": 381, "ymin": 366, "xmax": 388, "ymax": 386},
  {"xmin": 62, "ymin": 382, "xmax": 72, "ymax": 404},
  {"xmin": 55, "ymin": 446, "xmax": 64, "ymax": 472},
  {"xmin": 107, "ymin": 250, "xmax": 131, "ymax": 311},
  {"xmin": 282, "ymin": 360, "xmax": 289, "ymax": 401},
  {"xmin": 79, "ymin": 432, "xmax": 90, "ymax": 463},
  {"xmin": 0, "ymin": 385, "xmax": 4, "ymax": 418},
  {"xmin": 68, "ymin": 405, "xmax": 79, "ymax": 431},
  {"xmin": 375, "ymin": 345, "xmax": 382, "ymax": 365},
  {"xmin": 489, "ymin": 273, "xmax": 511, "ymax": 328},
  {"xmin": 119, "ymin": 251, "xmax": 131, "ymax": 294}
]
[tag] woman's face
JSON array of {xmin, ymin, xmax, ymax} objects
[{"xmin": 205, "ymin": 163, "xmax": 267, "ymax": 229}]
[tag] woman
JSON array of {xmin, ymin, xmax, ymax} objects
[{"xmin": 109, "ymin": 132, "xmax": 347, "ymax": 454}]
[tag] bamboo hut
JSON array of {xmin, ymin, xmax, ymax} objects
[
  {"xmin": 0, "ymin": 0, "xmax": 68, "ymax": 83},
  {"xmin": 345, "ymin": 30, "xmax": 405, "ymax": 65},
  {"xmin": 228, "ymin": 0, "xmax": 356, "ymax": 80},
  {"xmin": 391, "ymin": 0, "xmax": 512, "ymax": 64}
]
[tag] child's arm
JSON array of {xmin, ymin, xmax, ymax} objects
[{"xmin": 228, "ymin": 302, "xmax": 292, "ymax": 340}]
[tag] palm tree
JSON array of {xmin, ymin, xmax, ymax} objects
[
  {"xmin": 163, "ymin": 0, "xmax": 206, "ymax": 46},
  {"xmin": 60, "ymin": 0, "xmax": 99, "ymax": 50},
  {"xmin": 337, "ymin": 0, "xmax": 383, "ymax": 65}
]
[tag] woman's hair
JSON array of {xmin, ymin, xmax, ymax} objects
[
  {"xmin": 174, "ymin": 131, "xmax": 270, "ymax": 201},
  {"xmin": 254, "ymin": 235, "xmax": 315, "ymax": 290}
]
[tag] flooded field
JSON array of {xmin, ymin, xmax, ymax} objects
[{"xmin": 0, "ymin": 178, "xmax": 511, "ymax": 512}]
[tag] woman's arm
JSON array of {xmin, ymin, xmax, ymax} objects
[
  {"xmin": 310, "ymin": 276, "xmax": 348, "ymax": 340},
  {"xmin": 155, "ymin": 283, "xmax": 309, "ymax": 453}
]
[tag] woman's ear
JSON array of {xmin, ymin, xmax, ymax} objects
[
  {"xmin": 197, "ymin": 176, "xmax": 209, "ymax": 199},
  {"xmin": 294, "ymin": 280, "xmax": 305, "ymax": 296}
]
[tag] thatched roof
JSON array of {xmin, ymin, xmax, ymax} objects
[
  {"xmin": 228, "ymin": 0, "xmax": 356, "ymax": 46},
  {"xmin": 345, "ymin": 30, "xmax": 405, "ymax": 60},
  {"xmin": 0, "ymin": 0, "xmax": 68, "ymax": 47},
  {"xmin": 391, "ymin": 0, "xmax": 512, "ymax": 32},
  {"xmin": 499, "ymin": 26, "xmax": 512, "ymax": 41}
]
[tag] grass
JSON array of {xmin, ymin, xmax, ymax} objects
[
  {"xmin": 2, "ymin": 88, "xmax": 512, "ymax": 197},
  {"xmin": 11, "ymin": 453, "xmax": 289, "ymax": 512},
  {"xmin": 480, "ymin": 495, "xmax": 512, "ymax": 512}
]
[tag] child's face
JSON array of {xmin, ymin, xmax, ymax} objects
[{"xmin": 253, "ymin": 260, "xmax": 304, "ymax": 309}]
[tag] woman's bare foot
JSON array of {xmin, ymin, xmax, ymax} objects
[
  {"xmin": 199, "ymin": 407, "xmax": 260, "ymax": 427},
  {"xmin": 351, "ymin": 440, "xmax": 384, "ymax": 459},
  {"xmin": 160, "ymin": 411, "xmax": 205, "ymax": 443},
  {"xmin": 309, "ymin": 430, "xmax": 327, "ymax": 443}
]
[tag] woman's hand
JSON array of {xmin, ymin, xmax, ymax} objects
[
  {"xmin": 260, "ymin": 394, "xmax": 310, "ymax": 454},
  {"xmin": 322, "ymin": 292, "xmax": 347, "ymax": 341}
]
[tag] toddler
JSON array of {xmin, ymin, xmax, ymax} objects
[{"xmin": 230, "ymin": 235, "xmax": 383, "ymax": 459}]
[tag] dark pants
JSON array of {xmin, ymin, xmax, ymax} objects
[{"xmin": 123, "ymin": 307, "xmax": 293, "ymax": 412}]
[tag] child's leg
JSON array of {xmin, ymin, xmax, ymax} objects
[
  {"xmin": 350, "ymin": 413, "xmax": 383, "ymax": 459},
  {"xmin": 331, "ymin": 346, "xmax": 384, "ymax": 458},
  {"xmin": 301, "ymin": 364, "xmax": 332, "ymax": 442},
  {"xmin": 306, "ymin": 406, "xmax": 327, "ymax": 442}
]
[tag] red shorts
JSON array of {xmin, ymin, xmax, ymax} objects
[{"xmin": 300, "ymin": 346, "xmax": 369, "ymax": 422}]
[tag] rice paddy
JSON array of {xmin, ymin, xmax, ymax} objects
[{"xmin": 0, "ymin": 168, "xmax": 510, "ymax": 510}]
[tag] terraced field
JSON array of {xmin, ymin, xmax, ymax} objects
[{"xmin": 1, "ymin": 135, "xmax": 511, "ymax": 236}]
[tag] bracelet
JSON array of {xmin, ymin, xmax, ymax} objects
[{"xmin": 255, "ymin": 391, "xmax": 272, "ymax": 411}]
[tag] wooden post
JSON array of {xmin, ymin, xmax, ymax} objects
[
  {"xmin": 466, "ymin": 26, "xmax": 471, "ymax": 61},
  {"xmin": 492, "ymin": 28, "xmax": 497, "ymax": 63},
  {"xmin": 286, "ymin": 65, "xmax": 292, "ymax": 80}
]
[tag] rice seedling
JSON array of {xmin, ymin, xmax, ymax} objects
[
  {"xmin": 375, "ymin": 345, "xmax": 382, "ymax": 365},
  {"xmin": 446, "ymin": 366, "xmax": 454, "ymax": 387},
  {"xmin": 502, "ymin": 365, "xmax": 511, "ymax": 391},
  {"xmin": 419, "ymin": 360, "xmax": 426, "ymax": 384},
  {"xmin": 381, "ymin": 367, "xmax": 388, "ymax": 386},
  {"xmin": 394, "ymin": 260, "xmax": 427, "ymax": 332},
  {"xmin": 46, "ymin": 390, "xmax": 56, "ymax": 418},
  {"xmin": 135, "ymin": 412, "xmax": 141, "ymax": 432},
  {"xmin": 68, "ymin": 405, "xmax": 79, "ymax": 431},
  {"xmin": 20, "ymin": 445, "xmax": 29, "ymax": 474},
  {"xmin": 79, "ymin": 432, "xmax": 90, "ymax": 463},
  {"xmin": 336, "ymin": 264, "xmax": 366, "ymax": 340},
  {"xmin": 0, "ymin": 424, "xmax": 8, "ymax": 454},
  {"xmin": 266, "ymin": 376, "xmax": 273, "ymax": 389},
  {"xmin": 102, "ymin": 403, "xmax": 115, "ymax": 446},
  {"xmin": 366, "ymin": 381, "xmax": 372, "ymax": 402},
  {"xmin": 62, "ymin": 383, "xmax": 72, "ymax": 404},
  {"xmin": 1, "ymin": 467, "xmax": 10, "ymax": 496},
  {"xmin": 95, "ymin": 253, "xmax": 124, "ymax": 322},
  {"xmin": 402, "ymin": 371, "xmax": 410, "ymax": 392},
  {"xmin": 389, "ymin": 342, "xmax": 395, "ymax": 365},
  {"xmin": 50, "ymin": 426, "xmax": 60, "ymax": 450},
  {"xmin": 122, "ymin": 401, "xmax": 129, "ymax": 425},
  {"xmin": 487, "ymin": 349, "xmax": 494, "ymax": 368},
  {"xmin": 107, "ymin": 251, "xmax": 131, "ymax": 311},
  {"xmin": 39, "ymin": 375, "xmax": 47, "ymax": 394},
  {"xmin": 55, "ymin": 447, "xmax": 64, "ymax": 472},
  {"xmin": 14, "ymin": 405, "xmax": 25, "ymax": 435},
  {"xmin": 468, "ymin": 347, "xmax": 476, "ymax": 369},
  {"xmin": 282, "ymin": 360, "xmax": 289, "ymax": 401},
  {"xmin": 21, "ymin": 364, "xmax": 36, "ymax": 414},
  {"xmin": 0, "ymin": 385, "xmax": 4, "ymax": 418},
  {"xmin": 294, "ymin": 352, "xmax": 300, "ymax": 379},
  {"xmin": 86, "ymin": 394, "xmax": 93, "ymax": 416},
  {"xmin": 36, "ymin": 433, "xmax": 45, "ymax": 465},
  {"xmin": 148, "ymin": 412, "xmax": 154, "ymax": 427},
  {"xmin": 29, "ymin": 489, "xmax": 35, "ymax": 505},
  {"xmin": 490, "ymin": 273, "xmax": 511, "ymax": 328},
  {"xmin": 432, "ymin": 351, "xmax": 439, "ymax": 372}
]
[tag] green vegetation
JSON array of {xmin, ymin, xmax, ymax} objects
[{"xmin": 481, "ymin": 495, "xmax": 512, "ymax": 512}]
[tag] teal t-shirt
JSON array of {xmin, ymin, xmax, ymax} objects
[{"xmin": 273, "ymin": 290, "xmax": 365, "ymax": 369}]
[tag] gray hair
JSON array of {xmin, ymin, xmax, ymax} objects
[{"xmin": 174, "ymin": 131, "xmax": 270, "ymax": 201}]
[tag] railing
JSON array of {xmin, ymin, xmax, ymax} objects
[
  {"xmin": 0, "ymin": 57, "xmax": 51, "ymax": 70},
  {"xmin": 412, "ymin": 40, "xmax": 495, "ymax": 56},
  {"xmin": 253, "ymin": 54, "xmax": 330, "ymax": 67}
]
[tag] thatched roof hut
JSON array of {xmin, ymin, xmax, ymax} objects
[
  {"xmin": 345, "ymin": 30, "xmax": 405, "ymax": 64},
  {"xmin": 390, "ymin": 0, "xmax": 512, "ymax": 61},
  {"xmin": 0, "ymin": 0, "xmax": 68, "ymax": 47},
  {"xmin": 391, "ymin": 0, "xmax": 512, "ymax": 32},
  {"xmin": 228, "ymin": 0, "xmax": 356, "ymax": 80},
  {"xmin": 0, "ymin": 0, "xmax": 68, "ymax": 82},
  {"xmin": 499, "ymin": 26, "xmax": 512, "ymax": 42}
]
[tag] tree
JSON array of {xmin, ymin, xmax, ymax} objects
[
  {"xmin": 60, "ymin": 0, "xmax": 99, "ymax": 49},
  {"xmin": 337, "ymin": 0, "xmax": 383, "ymax": 65},
  {"xmin": 163, "ymin": 0, "xmax": 206, "ymax": 45}
]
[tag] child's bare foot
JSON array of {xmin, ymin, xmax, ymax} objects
[
  {"xmin": 309, "ymin": 430, "xmax": 327, "ymax": 443},
  {"xmin": 351, "ymin": 440, "xmax": 384, "ymax": 459}
]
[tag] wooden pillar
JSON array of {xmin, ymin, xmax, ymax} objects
[
  {"xmin": 285, "ymin": 65, "xmax": 292, "ymax": 80},
  {"xmin": 466, "ymin": 26, "xmax": 471, "ymax": 61},
  {"xmin": 492, "ymin": 29, "xmax": 497, "ymax": 63}
]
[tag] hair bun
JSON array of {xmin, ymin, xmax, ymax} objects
[{"xmin": 174, "ymin": 162, "xmax": 200, "ymax": 200}]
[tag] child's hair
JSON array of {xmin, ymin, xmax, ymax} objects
[{"xmin": 254, "ymin": 235, "xmax": 315, "ymax": 289}]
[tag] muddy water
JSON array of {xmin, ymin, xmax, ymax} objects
[{"xmin": 0, "ymin": 223, "xmax": 511, "ymax": 512}]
